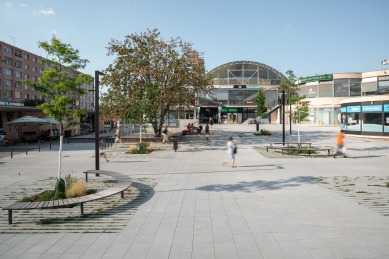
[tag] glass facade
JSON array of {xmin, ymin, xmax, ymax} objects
[{"xmin": 334, "ymin": 79, "xmax": 349, "ymax": 97}]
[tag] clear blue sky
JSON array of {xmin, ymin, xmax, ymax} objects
[{"xmin": 2, "ymin": 0, "xmax": 388, "ymax": 80}]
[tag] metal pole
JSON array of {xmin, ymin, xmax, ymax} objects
[
  {"xmin": 50, "ymin": 138, "xmax": 52, "ymax": 149},
  {"xmin": 95, "ymin": 71, "xmax": 101, "ymax": 172},
  {"xmin": 11, "ymin": 145, "xmax": 13, "ymax": 159},
  {"xmin": 289, "ymin": 93, "xmax": 292, "ymax": 135},
  {"xmin": 282, "ymin": 90, "xmax": 285, "ymax": 145},
  {"xmin": 39, "ymin": 139, "xmax": 40, "ymax": 152},
  {"xmin": 26, "ymin": 142, "xmax": 28, "ymax": 155}
]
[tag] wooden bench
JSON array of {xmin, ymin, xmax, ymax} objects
[
  {"xmin": 265, "ymin": 146, "xmax": 333, "ymax": 156},
  {"xmin": 2, "ymin": 170, "xmax": 132, "ymax": 224},
  {"xmin": 268, "ymin": 142, "xmax": 312, "ymax": 147}
]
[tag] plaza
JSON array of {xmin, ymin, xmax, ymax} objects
[{"xmin": 0, "ymin": 123, "xmax": 389, "ymax": 258}]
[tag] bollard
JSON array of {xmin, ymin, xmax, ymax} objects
[
  {"xmin": 68, "ymin": 137, "xmax": 70, "ymax": 145},
  {"xmin": 256, "ymin": 123, "xmax": 259, "ymax": 132},
  {"xmin": 26, "ymin": 142, "xmax": 28, "ymax": 155},
  {"xmin": 50, "ymin": 138, "xmax": 52, "ymax": 149},
  {"xmin": 11, "ymin": 145, "xmax": 13, "ymax": 159},
  {"xmin": 39, "ymin": 139, "xmax": 41, "ymax": 152},
  {"xmin": 173, "ymin": 137, "xmax": 178, "ymax": 152}
]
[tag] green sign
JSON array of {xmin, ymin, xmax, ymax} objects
[
  {"xmin": 220, "ymin": 108, "xmax": 242, "ymax": 113},
  {"xmin": 300, "ymin": 74, "xmax": 333, "ymax": 83}
]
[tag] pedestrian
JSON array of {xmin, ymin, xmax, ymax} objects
[
  {"xmin": 209, "ymin": 117, "xmax": 214, "ymax": 128},
  {"xmin": 222, "ymin": 136, "xmax": 236, "ymax": 167},
  {"xmin": 162, "ymin": 125, "xmax": 169, "ymax": 144},
  {"xmin": 205, "ymin": 122, "xmax": 210, "ymax": 140},
  {"xmin": 333, "ymin": 131, "xmax": 346, "ymax": 158},
  {"xmin": 115, "ymin": 127, "xmax": 121, "ymax": 144},
  {"xmin": 99, "ymin": 137, "xmax": 109, "ymax": 162}
]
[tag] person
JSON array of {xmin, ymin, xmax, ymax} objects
[
  {"xmin": 333, "ymin": 131, "xmax": 346, "ymax": 158},
  {"xmin": 99, "ymin": 137, "xmax": 109, "ymax": 162},
  {"xmin": 115, "ymin": 127, "xmax": 121, "ymax": 144},
  {"xmin": 162, "ymin": 125, "xmax": 169, "ymax": 144},
  {"xmin": 205, "ymin": 122, "xmax": 210, "ymax": 140},
  {"xmin": 187, "ymin": 123, "xmax": 192, "ymax": 134},
  {"xmin": 209, "ymin": 117, "xmax": 214, "ymax": 128},
  {"xmin": 222, "ymin": 136, "xmax": 236, "ymax": 167}
]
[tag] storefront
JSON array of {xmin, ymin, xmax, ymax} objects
[{"xmin": 340, "ymin": 98, "xmax": 389, "ymax": 136}]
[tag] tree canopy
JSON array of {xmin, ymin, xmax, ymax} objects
[{"xmin": 101, "ymin": 28, "xmax": 212, "ymax": 136}]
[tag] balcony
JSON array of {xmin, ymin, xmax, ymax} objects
[{"xmin": 15, "ymin": 51, "xmax": 22, "ymax": 58}]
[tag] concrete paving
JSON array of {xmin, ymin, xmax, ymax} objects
[{"xmin": 0, "ymin": 123, "xmax": 389, "ymax": 259}]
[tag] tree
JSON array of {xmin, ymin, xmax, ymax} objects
[
  {"xmin": 255, "ymin": 88, "xmax": 267, "ymax": 128},
  {"xmin": 279, "ymin": 70, "xmax": 310, "ymax": 145},
  {"xmin": 101, "ymin": 29, "xmax": 212, "ymax": 137},
  {"xmin": 25, "ymin": 35, "xmax": 93, "ymax": 194}
]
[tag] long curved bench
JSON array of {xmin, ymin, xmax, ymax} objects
[{"xmin": 2, "ymin": 170, "xmax": 132, "ymax": 224}]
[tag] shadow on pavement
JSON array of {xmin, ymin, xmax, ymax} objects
[{"xmin": 196, "ymin": 176, "xmax": 315, "ymax": 192}]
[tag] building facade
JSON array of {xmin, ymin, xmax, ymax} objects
[
  {"xmin": 203, "ymin": 60, "xmax": 284, "ymax": 123},
  {"xmin": 298, "ymin": 69, "xmax": 389, "ymax": 136},
  {"xmin": 0, "ymin": 41, "xmax": 95, "ymax": 138}
]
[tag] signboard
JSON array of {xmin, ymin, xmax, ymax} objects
[
  {"xmin": 384, "ymin": 104, "xmax": 389, "ymax": 111},
  {"xmin": 340, "ymin": 107, "xmax": 347, "ymax": 113},
  {"xmin": 247, "ymin": 85, "xmax": 260, "ymax": 88},
  {"xmin": 362, "ymin": 105, "xmax": 382, "ymax": 112},
  {"xmin": 347, "ymin": 106, "xmax": 361, "ymax": 113},
  {"xmin": 300, "ymin": 74, "xmax": 333, "ymax": 83},
  {"xmin": 233, "ymin": 85, "xmax": 246, "ymax": 88},
  {"xmin": 220, "ymin": 107, "xmax": 243, "ymax": 113}
]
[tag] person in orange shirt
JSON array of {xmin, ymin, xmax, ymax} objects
[{"xmin": 333, "ymin": 131, "xmax": 346, "ymax": 158}]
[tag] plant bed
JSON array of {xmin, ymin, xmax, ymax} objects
[
  {"xmin": 253, "ymin": 129, "xmax": 272, "ymax": 136},
  {"xmin": 285, "ymin": 145, "xmax": 317, "ymax": 155},
  {"xmin": 125, "ymin": 142, "xmax": 154, "ymax": 154}
]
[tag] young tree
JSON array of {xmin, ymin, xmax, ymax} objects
[
  {"xmin": 279, "ymin": 70, "xmax": 310, "ymax": 145},
  {"xmin": 25, "ymin": 35, "xmax": 93, "ymax": 196},
  {"xmin": 255, "ymin": 88, "xmax": 267, "ymax": 128},
  {"xmin": 101, "ymin": 29, "xmax": 212, "ymax": 137}
]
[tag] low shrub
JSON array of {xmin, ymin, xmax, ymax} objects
[
  {"xmin": 254, "ymin": 129, "xmax": 272, "ymax": 136},
  {"xmin": 65, "ymin": 173, "xmax": 77, "ymax": 190},
  {"xmin": 65, "ymin": 180, "xmax": 87, "ymax": 198},
  {"xmin": 127, "ymin": 142, "xmax": 152, "ymax": 154},
  {"xmin": 285, "ymin": 145, "xmax": 317, "ymax": 155},
  {"xmin": 38, "ymin": 190, "xmax": 54, "ymax": 201}
]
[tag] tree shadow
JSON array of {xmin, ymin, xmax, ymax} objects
[{"xmin": 196, "ymin": 176, "xmax": 315, "ymax": 193}]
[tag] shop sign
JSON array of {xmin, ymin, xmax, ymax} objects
[
  {"xmin": 384, "ymin": 104, "xmax": 389, "ymax": 111},
  {"xmin": 362, "ymin": 105, "xmax": 382, "ymax": 112},
  {"xmin": 220, "ymin": 107, "xmax": 243, "ymax": 113},
  {"xmin": 233, "ymin": 85, "xmax": 246, "ymax": 88},
  {"xmin": 300, "ymin": 74, "xmax": 333, "ymax": 83},
  {"xmin": 347, "ymin": 106, "xmax": 361, "ymax": 113},
  {"xmin": 247, "ymin": 85, "xmax": 260, "ymax": 88},
  {"xmin": 340, "ymin": 107, "xmax": 347, "ymax": 113}
]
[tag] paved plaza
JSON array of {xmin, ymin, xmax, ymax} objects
[{"xmin": 0, "ymin": 124, "xmax": 389, "ymax": 259}]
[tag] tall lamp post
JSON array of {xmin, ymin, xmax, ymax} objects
[{"xmin": 93, "ymin": 71, "xmax": 104, "ymax": 171}]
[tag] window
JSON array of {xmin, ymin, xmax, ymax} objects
[
  {"xmin": 24, "ymin": 54, "xmax": 29, "ymax": 60},
  {"xmin": 15, "ymin": 60, "xmax": 22, "ymax": 68},
  {"xmin": 362, "ymin": 77, "xmax": 377, "ymax": 95},
  {"xmin": 32, "ymin": 95, "xmax": 36, "ymax": 100},
  {"xmin": 24, "ymin": 64, "xmax": 29, "ymax": 70},
  {"xmin": 15, "ymin": 71, "xmax": 22, "ymax": 78},
  {"xmin": 15, "ymin": 50, "xmax": 22, "ymax": 57},
  {"xmin": 334, "ymin": 79, "xmax": 350, "ymax": 97},
  {"xmin": 318, "ymin": 82, "xmax": 333, "ymax": 97},
  {"xmin": 4, "ymin": 68, "xmax": 12, "ymax": 76},
  {"xmin": 24, "ymin": 74, "xmax": 29, "ymax": 79},
  {"xmin": 4, "ymin": 46, "xmax": 12, "ymax": 54},
  {"xmin": 362, "ymin": 105, "xmax": 383, "ymax": 132},
  {"xmin": 15, "ymin": 92, "xmax": 21, "ymax": 99},
  {"xmin": 39, "ymin": 69, "xmax": 43, "ymax": 74},
  {"xmin": 5, "ymin": 91, "xmax": 12, "ymax": 97},
  {"xmin": 384, "ymin": 104, "xmax": 389, "ymax": 132},
  {"xmin": 32, "ymin": 57, "xmax": 37, "ymax": 62},
  {"xmin": 4, "ymin": 57, "xmax": 13, "ymax": 65},
  {"xmin": 32, "ymin": 76, "xmax": 37, "ymax": 82},
  {"xmin": 350, "ymin": 79, "xmax": 362, "ymax": 96},
  {"xmin": 24, "ymin": 84, "xmax": 29, "ymax": 89},
  {"xmin": 378, "ymin": 76, "xmax": 389, "ymax": 95},
  {"xmin": 4, "ymin": 79, "xmax": 12, "ymax": 87},
  {"xmin": 25, "ymin": 94, "xmax": 29, "ymax": 99},
  {"xmin": 306, "ymin": 84, "xmax": 318, "ymax": 98},
  {"xmin": 15, "ymin": 81, "xmax": 22, "ymax": 89},
  {"xmin": 32, "ymin": 67, "xmax": 36, "ymax": 72}
]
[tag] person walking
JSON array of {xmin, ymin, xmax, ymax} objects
[
  {"xmin": 209, "ymin": 117, "xmax": 214, "ymax": 128},
  {"xmin": 222, "ymin": 136, "xmax": 236, "ymax": 167},
  {"xmin": 115, "ymin": 127, "xmax": 121, "ymax": 145},
  {"xmin": 99, "ymin": 137, "xmax": 109, "ymax": 162},
  {"xmin": 205, "ymin": 122, "xmax": 210, "ymax": 140},
  {"xmin": 333, "ymin": 131, "xmax": 346, "ymax": 158},
  {"xmin": 162, "ymin": 125, "xmax": 169, "ymax": 144}
]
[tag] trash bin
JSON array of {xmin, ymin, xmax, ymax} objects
[{"xmin": 173, "ymin": 137, "xmax": 178, "ymax": 152}]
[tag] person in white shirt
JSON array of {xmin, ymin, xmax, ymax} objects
[{"xmin": 222, "ymin": 136, "xmax": 236, "ymax": 168}]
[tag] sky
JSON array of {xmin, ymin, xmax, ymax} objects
[{"xmin": 1, "ymin": 0, "xmax": 389, "ymax": 81}]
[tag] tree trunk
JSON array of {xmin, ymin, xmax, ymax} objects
[{"xmin": 58, "ymin": 122, "xmax": 64, "ymax": 181}]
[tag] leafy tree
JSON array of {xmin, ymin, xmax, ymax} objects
[
  {"xmin": 255, "ymin": 88, "xmax": 267, "ymax": 128},
  {"xmin": 101, "ymin": 29, "xmax": 212, "ymax": 137},
  {"xmin": 279, "ymin": 70, "xmax": 310, "ymax": 145},
  {"xmin": 25, "ymin": 35, "xmax": 93, "ymax": 185}
]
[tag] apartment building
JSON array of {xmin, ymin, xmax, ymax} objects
[{"xmin": 0, "ymin": 41, "xmax": 95, "ymax": 111}]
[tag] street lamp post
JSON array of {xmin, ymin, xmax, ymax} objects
[
  {"xmin": 282, "ymin": 90, "xmax": 285, "ymax": 144},
  {"xmin": 94, "ymin": 71, "xmax": 104, "ymax": 171}
]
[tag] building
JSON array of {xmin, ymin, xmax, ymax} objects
[
  {"xmin": 203, "ymin": 60, "xmax": 284, "ymax": 124},
  {"xmin": 298, "ymin": 69, "xmax": 389, "ymax": 136},
  {"xmin": 0, "ymin": 41, "xmax": 95, "ymax": 139}
]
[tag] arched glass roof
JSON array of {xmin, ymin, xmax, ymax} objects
[{"xmin": 207, "ymin": 60, "xmax": 285, "ymax": 86}]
